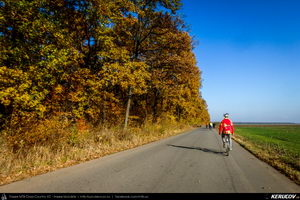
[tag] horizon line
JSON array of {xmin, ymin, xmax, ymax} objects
[{"xmin": 211, "ymin": 122, "xmax": 300, "ymax": 124}]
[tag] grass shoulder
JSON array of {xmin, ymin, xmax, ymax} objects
[
  {"xmin": 0, "ymin": 120, "xmax": 195, "ymax": 186},
  {"xmin": 233, "ymin": 125, "xmax": 300, "ymax": 185}
]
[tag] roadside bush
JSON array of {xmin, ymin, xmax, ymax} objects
[{"xmin": 4, "ymin": 114, "xmax": 73, "ymax": 152}]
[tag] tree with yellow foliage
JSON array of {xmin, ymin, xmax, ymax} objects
[{"xmin": 0, "ymin": 0, "xmax": 210, "ymax": 150}]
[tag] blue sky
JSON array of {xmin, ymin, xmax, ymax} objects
[{"xmin": 180, "ymin": 0, "xmax": 300, "ymax": 123}]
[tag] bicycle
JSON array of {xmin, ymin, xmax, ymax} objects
[{"xmin": 223, "ymin": 134, "xmax": 231, "ymax": 156}]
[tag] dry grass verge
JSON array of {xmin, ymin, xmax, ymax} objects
[
  {"xmin": 0, "ymin": 121, "xmax": 194, "ymax": 186},
  {"xmin": 233, "ymin": 134, "xmax": 300, "ymax": 185}
]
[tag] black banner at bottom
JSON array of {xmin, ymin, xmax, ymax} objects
[{"xmin": 1, "ymin": 193, "xmax": 299, "ymax": 200}]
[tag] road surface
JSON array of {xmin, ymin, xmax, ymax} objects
[{"xmin": 0, "ymin": 128, "xmax": 299, "ymax": 193}]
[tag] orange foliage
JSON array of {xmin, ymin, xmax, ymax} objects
[{"xmin": 0, "ymin": 0, "xmax": 210, "ymax": 150}]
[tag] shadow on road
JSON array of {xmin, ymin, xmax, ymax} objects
[{"xmin": 167, "ymin": 144, "xmax": 225, "ymax": 156}]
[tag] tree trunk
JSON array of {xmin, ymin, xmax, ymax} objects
[
  {"xmin": 152, "ymin": 89, "xmax": 159, "ymax": 123},
  {"xmin": 124, "ymin": 87, "xmax": 132, "ymax": 129}
]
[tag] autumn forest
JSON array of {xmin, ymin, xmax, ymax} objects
[{"xmin": 0, "ymin": 0, "xmax": 210, "ymax": 152}]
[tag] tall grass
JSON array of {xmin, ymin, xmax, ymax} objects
[
  {"xmin": 0, "ymin": 118, "xmax": 193, "ymax": 186},
  {"xmin": 234, "ymin": 126, "xmax": 300, "ymax": 184}
]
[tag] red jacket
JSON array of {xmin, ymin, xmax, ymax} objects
[{"xmin": 219, "ymin": 118, "xmax": 234, "ymax": 135}]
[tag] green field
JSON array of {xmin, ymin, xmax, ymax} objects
[{"xmin": 235, "ymin": 125, "xmax": 300, "ymax": 180}]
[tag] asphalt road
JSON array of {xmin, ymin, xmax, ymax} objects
[{"xmin": 0, "ymin": 128, "xmax": 299, "ymax": 193}]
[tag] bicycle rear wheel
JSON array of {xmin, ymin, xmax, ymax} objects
[
  {"xmin": 226, "ymin": 145, "xmax": 230, "ymax": 156},
  {"xmin": 225, "ymin": 135, "xmax": 230, "ymax": 156}
]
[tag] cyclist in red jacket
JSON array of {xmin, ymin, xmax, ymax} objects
[{"xmin": 219, "ymin": 113, "xmax": 234, "ymax": 150}]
